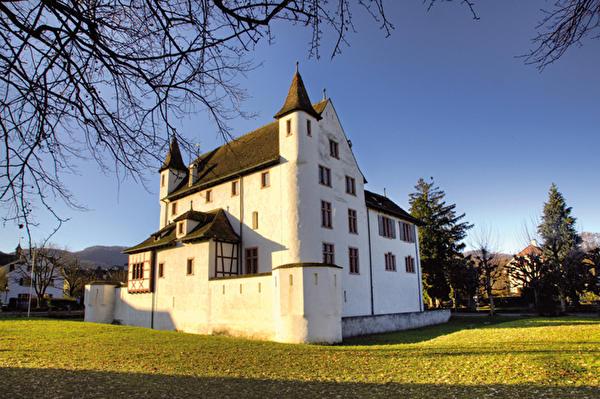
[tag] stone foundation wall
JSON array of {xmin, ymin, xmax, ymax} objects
[{"xmin": 341, "ymin": 309, "xmax": 450, "ymax": 338}]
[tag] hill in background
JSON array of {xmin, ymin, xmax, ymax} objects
[{"xmin": 75, "ymin": 246, "xmax": 128, "ymax": 270}]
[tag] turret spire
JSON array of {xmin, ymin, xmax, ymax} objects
[
  {"xmin": 158, "ymin": 136, "xmax": 188, "ymax": 173},
  {"xmin": 274, "ymin": 66, "xmax": 322, "ymax": 120}
]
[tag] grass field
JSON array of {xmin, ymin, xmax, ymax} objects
[{"xmin": 1, "ymin": 316, "xmax": 599, "ymax": 398}]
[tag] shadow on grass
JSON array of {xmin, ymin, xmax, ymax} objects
[{"xmin": 1, "ymin": 367, "xmax": 598, "ymax": 398}]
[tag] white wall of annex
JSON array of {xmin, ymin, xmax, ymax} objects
[
  {"xmin": 153, "ymin": 241, "xmax": 211, "ymax": 333},
  {"xmin": 368, "ymin": 208, "xmax": 423, "ymax": 315}
]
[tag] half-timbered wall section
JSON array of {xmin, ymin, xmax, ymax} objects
[
  {"xmin": 127, "ymin": 251, "xmax": 153, "ymax": 293},
  {"xmin": 214, "ymin": 241, "xmax": 238, "ymax": 278}
]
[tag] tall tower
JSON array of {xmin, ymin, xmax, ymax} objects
[{"xmin": 273, "ymin": 67, "xmax": 322, "ymax": 264}]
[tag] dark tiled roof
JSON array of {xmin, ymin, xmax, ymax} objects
[
  {"xmin": 166, "ymin": 121, "xmax": 280, "ymax": 200},
  {"xmin": 123, "ymin": 209, "xmax": 239, "ymax": 254},
  {"xmin": 0, "ymin": 251, "xmax": 19, "ymax": 266},
  {"xmin": 181, "ymin": 209, "xmax": 240, "ymax": 243},
  {"xmin": 159, "ymin": 136, "xmax": 188, "ymax": 173},
  {"xmin": 123, "ymin": 224, "xmax": 177, "ymax": 254},
  {"xmin": 274, "ymin": 72, "xmax": 322, "ymax": 120},
  {"xmin": 173, "ymin": 210, "xmax": 209, "ymax": 223},
  {"xmin": 365, "ymin": 190, "xmax": 425, "ymax": 226}
]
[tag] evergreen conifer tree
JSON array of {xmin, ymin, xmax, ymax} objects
[
  {"xmin": 538, "ymin": 183, "xmax": 587, "ymax": 313},
  {"xmin": 409, "ymin": 178, "xmax": 472, "ymax": 308}
]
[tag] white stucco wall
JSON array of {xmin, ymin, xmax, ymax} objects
[
  {"xmin": 85, "ymin": 283, "xmax": 119, "ymax": 324},
  {"xmin": 368, "ymin": 208, "xmax": 423, "ymax": 315},
  {"xmin": 273, "ymin": 265, "xmax": 343, "ymax": 344},
  {"xmin": 207, "ymin": 274, "xmax": 275, "ymax": 340}
]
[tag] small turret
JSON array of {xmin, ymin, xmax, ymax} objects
[
  {"xmin": 159, "ymin": 137, "xmax": 188, "ymax": 225},
  {"xmin": 274, "ymin": 65, "xmax": 322, "ymax": 121}
]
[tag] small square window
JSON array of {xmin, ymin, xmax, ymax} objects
[
  {"xmin": 385, "ymin": 252, "xmax": 396, "ymax": 271},
  {"xmin": 345, "ymin": 176, "xmax": 356, "ymax": 195},
  {"xmin": 405, "ymin": 256, "xmax": 416, "ymax": 273},
  {"xmin": 348, "ymin": 209, "xmax": 358, "ymax": 234},
  {"xmin": 321, "ymin": 201, "xmax": 332, "ymax": 228},
  {"xmin": 261, "ymin": 171, "xmax": 270, "ymax": 188},
  {"xmin": 245, "ymin": 247, "xmax": 258, "ymax": 274},
  {"xmin": 206, "ymin": 189, "xmax": 213, "ymax": 203},
  {"xmin": 349, "ymin": 247, "xmax": 359, "ymax": 274},
  {"xmin": 323, "ymin": 243, "xmax": 335, "ymax": 264},
  {"xmin": 318, "ymin": 165, "xmax": 331, "ymax": 187},
  {"xmin": 232, "ymin": 180, "xmax": 239, "ymax": 196},
  {"xmin": 329, "ymin": 140, "xmax": 339, "ymax": 158},
  {"xmin": 252, "ymin": 211, "xmax": 259, "ymax": 230}
]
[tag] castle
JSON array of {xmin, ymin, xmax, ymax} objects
[{"xmin": 85, "ymin": 70, "xmax": 449, "ymax": 343}]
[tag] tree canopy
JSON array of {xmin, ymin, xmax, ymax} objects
[
  {"xmin": 538, "ymin": 183, "xmax": 581, "ymax": 260},
  {"xmin": 409, "ymin": 177, "xmax": 472, "ymax": 306}
]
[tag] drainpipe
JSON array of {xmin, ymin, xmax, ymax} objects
[
  {"xmin": 150, "ymin": 249, "xmax": 155, "ymax": 329},
  {"xmin": 366, "ymin": 210, "xmax": 374, "ymax": 315},
  {"xmin": 238, "ymin": 175, "xmax": 243, "ymax": 275},
  {"xmin": 414, "ymin": 229, "xmax": 423, "ymax": 312}
]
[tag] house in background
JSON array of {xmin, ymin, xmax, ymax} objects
[
  {"xmin": 0, "ymin": 244, "xmax": 64, "ymax": 307},
  {"xmin": 507, "ymin": 239, "xmax": 543, "ymax": 295},
  {"xmin": 85, "ymin": 70, "xmax": 450, "ymax": 343}
]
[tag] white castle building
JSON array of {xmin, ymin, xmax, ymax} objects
[{"xmin": 85, "ymin": 71, "xmax": 449, "ymax": 343}]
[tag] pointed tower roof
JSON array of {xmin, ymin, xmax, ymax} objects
[
  {"xmin": 274, "ymin": 67, "xmax": 322, "ymax": 120},
  {"xmin": 159, "ymin": 136, "xmax": 188, "ymax": 173}
]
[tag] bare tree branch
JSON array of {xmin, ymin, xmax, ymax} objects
[
  {"xmin": 0, "ymin": 0, "xmax": 402, "ymax": 233},
  {"xmin": 524, "ymin": 0, "xmax": 600, "ymax": 69}
]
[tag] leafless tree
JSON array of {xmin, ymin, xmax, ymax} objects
[
  {"xmin": 11, "ymin": 242, "xmax": 68, "ymax": 305},
  {"xmin": 524, "ymin": 0, "xmax": 600, "ymax": 69},
  {"xmin": 469, "ymin": 222, "xmax": 503, "ymax": 315},
  {"xmin": 0, "ymin": 1, "xmax": 387, "ymax": 236},
  {"xmin": 0, "ymin": 1, "xmax": 484, "ymax": 239},
  {"xmin": 506, "ymin": 253, "xmax": 549, "ymax": 310},
  {"xmin": 60, "ymin": 253, "xmax": 92, "ymax": 299},
  {"xmin": 581, "ymin": 232, "xmax": 600, "ymax": 252}
]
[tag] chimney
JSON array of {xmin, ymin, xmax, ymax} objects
[{"xmin": 188, "ymin": 162, "xmax": 197, "ymax": 187}]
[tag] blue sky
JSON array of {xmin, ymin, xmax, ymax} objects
[{"xmin": 2, "ymin": 1, "xmax": 599, "ymax": 255}]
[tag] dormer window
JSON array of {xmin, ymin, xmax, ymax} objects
[{"xmin": 178, "ymin": 222, "xmax": 184, "ymax": 235}]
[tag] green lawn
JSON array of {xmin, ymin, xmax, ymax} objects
[{"xmin": 1, "ymin": 316, "xmax": 599, "ymax": 398}]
